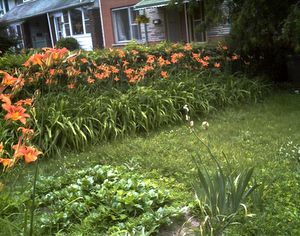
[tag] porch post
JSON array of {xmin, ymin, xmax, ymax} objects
[{"xmin": 47, "ymin": 12, "xmax": 54, "ymax": 48}]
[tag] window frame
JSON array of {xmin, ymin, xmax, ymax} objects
[
  {"xmin": 56, "ymin": 6, "xmax": 90, "ymax": 38},
  {"xmin": 111, "ymin": 5, "xmax": 141, "ymax": 44}
]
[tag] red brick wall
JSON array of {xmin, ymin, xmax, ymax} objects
[
  {"xmin": 89, "ymin": 8, "xmax": 103, "ymax": 49},
  {"xmin": 100, "ymin": 0, "xmax": 140, "ymax": 48}
]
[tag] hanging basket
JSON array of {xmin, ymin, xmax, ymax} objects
[{"xmin": 134, "ymin": 15, "xmax": 149, "ymax": 24}]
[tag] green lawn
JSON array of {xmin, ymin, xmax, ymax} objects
[{"xmin": 1, "ymin": 89, "xmax": 299, "ymax": 235}]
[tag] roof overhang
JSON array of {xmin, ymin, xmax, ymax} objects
[
  {"xmin": 134, "ymin": 0, "xmax": 191, "ymax": 11},
  {"xmin": 1, "ymin": 0, "xmax": 94, "ymax": 23}
]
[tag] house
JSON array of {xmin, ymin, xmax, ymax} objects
[
  {"xmin": 0, "ymin": 0, "xmax": 103, "ymax": 50},
  {"xmin": 0, "ymin": 0, "xmax": 229, "ymax": 50}
]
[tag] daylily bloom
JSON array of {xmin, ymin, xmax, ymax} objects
[
  {"xmin": 14, "ymin": 146, "xmax": 43, "ymax": 163},
  {"xmin": 87, "ymin": 76, "xmax": 95, "ymax": 83},
  {"xmin": 67, "ymin": 84, "xmax": 75, "ymax": 89},
  {"xmin": 0, "ymin": 70, "xmax": 18, "ymax": 86},
  {"xmin": 2, "ymin": 97, "xmax": 30, "ymax": 124},
  {"xmin": 204, "ymin": 56, "xmax": 210, "ymax": 61},
  {"xmin": 131, "ymin": 50, "xmax": 139, "ymax": 55},
  {"xmin": 81, "ymin": 58, "xmax": 89, "ymax": 63},
  {"xmin": 223, "ymin": 46, "xmax": 228, "ymax": 50},
  {"xmin": 0, "ymin": 157, "xmax": 14, "ymax": 171},
  {"xmin": 114, "ymin": 77, "xmax": 120, "ymax": 81},
  {"xmin": 161, "ymin": 71, "xmax": 168, "ymax": 78},
  {"xmin": 184, "ymin": 45, "xmax": 192, "ymax": 51},
  {"xmin": 232, "ymin": 55, "xmax": 238, "ymax": 60},
  {"xmin": 214, "ymin": 62, "xmax": 220, "ymax": 67}
]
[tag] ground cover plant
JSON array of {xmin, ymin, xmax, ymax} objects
[{"xmin": 1, "ymin": 41, "xmax": 299, "ymax": 235}]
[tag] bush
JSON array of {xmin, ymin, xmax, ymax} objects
[{"xmin": 56, "ymin": 37, "xmax": 80, "ymax": 51}]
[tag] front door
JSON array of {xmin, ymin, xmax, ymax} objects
[
  {"xmin": 53, "ymin": 13, "xmax": 64, "ymax": 41},
  {"xmin": 166, "ymin": 8, "xmax": 181, "ymax": 43}
]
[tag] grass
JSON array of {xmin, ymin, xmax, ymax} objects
[{"xmin": 1, "ymin": 88, "xmax": 300, "ymax": 235}]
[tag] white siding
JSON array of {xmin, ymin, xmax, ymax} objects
[{"xmin": 72, "ymin": 34, "xmax": 92, "ymax": 51}]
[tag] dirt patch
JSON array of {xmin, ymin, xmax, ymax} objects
[{"xmin": 155, "ymin": 211, "xmax": 200, "ymax": 236}]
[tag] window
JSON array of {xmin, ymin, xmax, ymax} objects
[
  {"xmin": 15, "ymin": 0, "xmax": 30, "ymax": 4},
  {"xmin": 0, "ymin": 0, "xmax": 9, "ymax": 16},
  {"xmin": 61, "ymin": 7, "xmax": 90, "ymax": 36},
  {"xmin": 190, "ymin": 1, "xmax": 206, "ymax": 42},
  {"xmin": 112, "ymin": 6, "xmax": 141, "ymax": 44}
]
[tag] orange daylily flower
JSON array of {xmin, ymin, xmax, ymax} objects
[
  {"xmin": 49, "ymin": 69, "xmax": 56, "ymax": 75},
  {"xmin": 81, "ymin": 58, "xmax": 89, "ymax": 63},
  {"xmin": 114, "ymin": 77, "xmax": 120, "ymax": 81},
  {"xmin": 2, "ymin": 97, "xmax": 30, "ymax": 124},
  {"xmin": 17, "ymin": 127, "xmax": 35, "ymax": 141},
  {"xmin": 214, "ymin": 62, "xmax": 220, "ymax": 67},
  {"xmin": 202, "ymin": 61, "xmax": 209, "ymax": 66},
  {"xmin": 161, "ymin": 71, "xmax": 168, "ymax": 78},
  {"xmin": 184, "ymin": 45, "xmax": 192, "ymax": 51},
  {"xmin": 87, "ymin": 76, "xmax": 95, "ymax": 83},
  {"xmin": 14, "ymin": 146, "xmax": 43, "ymax": 163},
  {"xmin": 232, "ymin": 55, "xmax": 238, "ymax": 60},
  {"xmin": 172, "ymin": 43, "xmax": 178, "ymax": 47},
  {"xmin": 67, "ymin": 84, "xmax": 75, "ymax": 89},
  {"xmin": 223, "ymin": 46, "xmax": 228, "ymax": 50},
  {"xmin": 204, "ymin": 56, "xmax": 210, "ymax": 61},
  {"xmin": 124, "ymin": 68, "xmax": 134, "ymax": 74},
  {"xmin": 0, "ymin": 70, "xmax": 18, "ymax": 86},
  {"xmin": 23, "ymin": 53, "xmax": 45, "ymax": 67},
  {"xmin": 131, "ymin": 50, "xmax": 139, "ymax": 55},
  {"xmin": 122, "ymin": 60, "xmax": 130, "ymax": 66},
  {"xmin": 0, "ymin": 157, "xmax": 14, "ymax": 171},
  {"xmin": 110, "ymin": 66, "xmax": 119, "ymax": 73}
]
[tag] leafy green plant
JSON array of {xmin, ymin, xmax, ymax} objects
[
  {"xmin": 56, "ymin": 37, "xmax": 80, "ymax": 51},
  {"xmin": 183, "ymin": 105, "xmax": 260, "ymax": 235},
  {"xmin": 24, "ymin": 165, "xmax": 185, "ymax": 235}
]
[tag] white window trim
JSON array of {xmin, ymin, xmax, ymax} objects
[
  {"xmin": 111, "ymin": 5, "xmax": 141, "ymax": 44},
  {"xmin": 53, "ymin": 7, "xmax": 91, "ymax": 39}
]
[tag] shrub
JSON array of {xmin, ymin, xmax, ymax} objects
[{"xmin": 56, "ymin": 37, "xmax": 80, "ymax": 51}]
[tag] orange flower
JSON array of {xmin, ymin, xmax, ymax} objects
[
  {"xmin": 184, "ymin": 45, "xmax": 192, "ymax": 51},
  {"xmin": 123, "ymin": 60, "xmax": 130, "ymax": 66},
  {"xmin": 2, "ymin": 97, "xmax": 30, "ymax": 124},
  {"xmin": 0, "ymin": 157, "xmax": 14, "ymax": 171},
  {"xmin": 81, "ymin": 58, "xmax": 89, "ymax": 63},
  {"xmin": 114, "ymin": 77, "xmax": 120, "ymax": 81},
  {"xmin": 214, "ymin": 62, "xmax": 220, "ymax": 67},
  {"xmin": 172, "ymin": 43, "xmax": 178, "ymax": 47},
  {"xmin": 131, "ymin": 50, "xmax": 139, "ymax": 55},
  {"xmin": 49, "ymin": 69, "xmax": 56, "ymax": 75},
  {"xmin": 232, "ymin": 55, "xmax": 238, "ymax": 60},
  {"xmin": 17, "ymin": 127, "xmax": 34, "ymax": 141},
  {"xmin": 67, "ymin": 84, "xmax": 75, "ymax": 89},
  {"xmin": 223, "ymin": 46, "xmax": 228, "ymax": 50},
  {"xmin": 35, "ymin": 72, "xmax": 41, "ymax": 76},
  {"xmin": 110, "ymin": 66, "xmax": 119, "ymax": 73},
  {"xmin": 87, "ymin": 76, "xmax": 95, "ymax": 83},
  {"xmin": 202, "ymin": 61, "xmax": 209, "ymax": 66},
  {"xmin": 161, "ymin": 71, "xmax": 168, "ymax": 78},
  {"xmin": 124, "ymin": 68, "xmax": 134, "ymax": 74},
  {"xmin": 192, "ymin": 53, "xmax": 200, "ymax": 59},
  {"xmin": 0, "ymin": 71, "xmax": 18, "ymax": 86},
  {"xmin": 14, "ymin": 146, "xmax": 43, "ymax": 163},
  {"xmin": 204, "ymin": 56, "xmax": 210, "ymax": 61}
]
